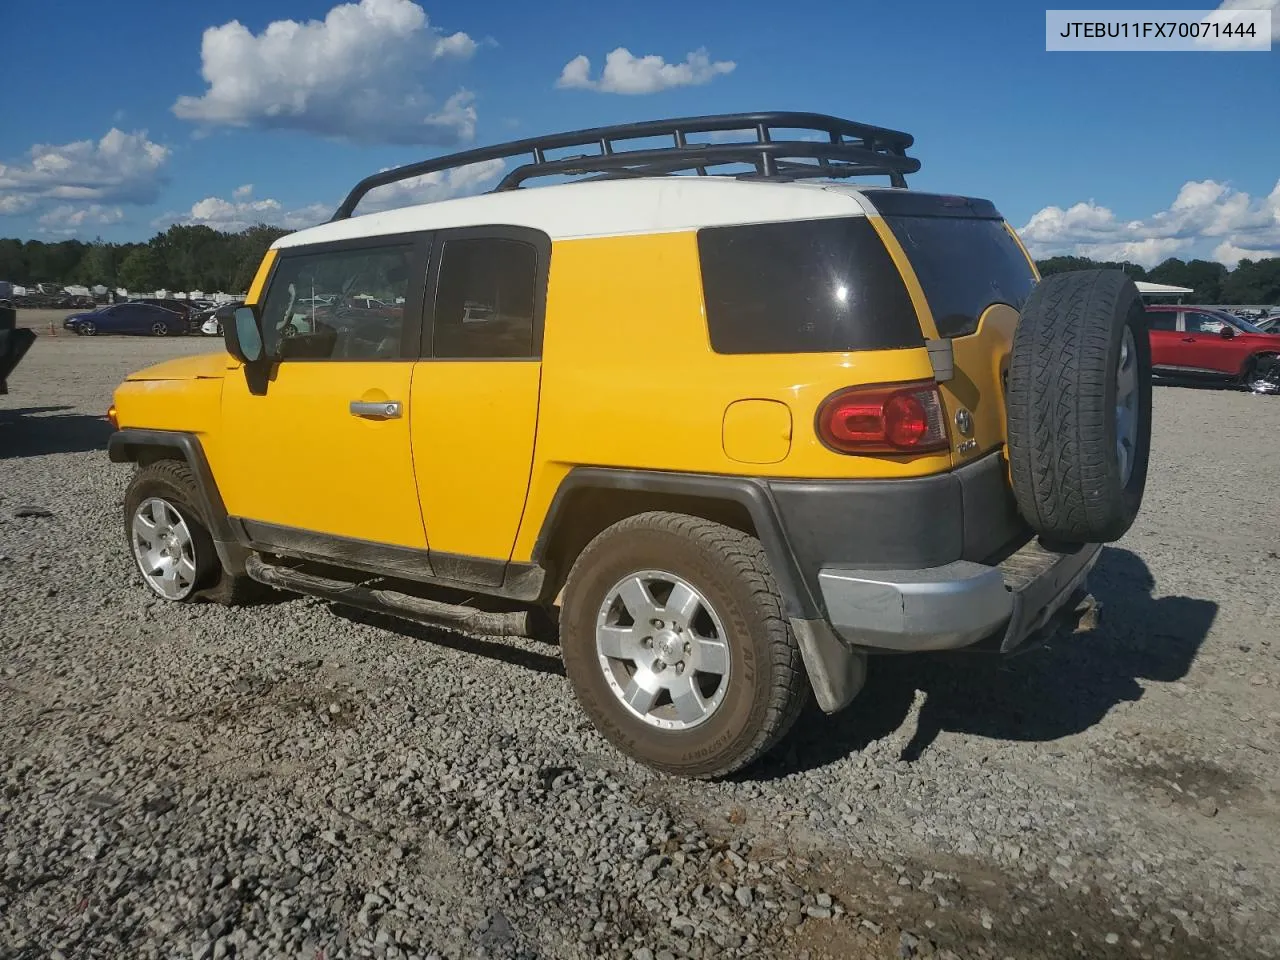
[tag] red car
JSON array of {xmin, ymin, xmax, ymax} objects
[{"xmin": 1146, "ymin": 305, "xmax": 1280, "ymax": 394}]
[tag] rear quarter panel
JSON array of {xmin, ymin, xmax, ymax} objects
[{"xmin": 513, "ymin": 230, "xmax": 948, "ymax": 561}]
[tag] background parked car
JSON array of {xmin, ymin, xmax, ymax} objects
[
  {"xmin": 63, "ymin": 303, "xmax": 189, "ymax": 337},
  {"xmin": 1147, "ymin": 305, "xmax": 1280, "ymax": 393},
  {"xmin": 131, "ymin": 298, "xmax": 197, "ymax": 325},
  {"xmin": 199, "ymin": 300, "xmax": 244, "ymax": 336},
  {"xmin": 1258, "ymin": 315, "xmax": 1280, "ymax": 334}
]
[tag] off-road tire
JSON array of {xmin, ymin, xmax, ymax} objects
[
  {"xmin": 1006, "ymin": 269, "xmax": 1152, "ymax": 543},
  {"xmin": 560, "ymin": 512, "xmax": 807, "ymax": 779},
  {"xmin": 123, "ymin": 460, "xmax": 266, "ymax": 605}
]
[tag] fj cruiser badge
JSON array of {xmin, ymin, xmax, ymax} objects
[{"xmin": 955, "ymin": 408, "xmax": 974, "ymax": 436}]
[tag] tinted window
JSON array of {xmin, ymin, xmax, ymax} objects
[
  {"xmin": 884, "ymin": 216, "xmax": 1036, "ymax": 338},
  {"xmin": 432, "ymin": 238, "xmax": 538, "ymax": 359},
  {"xmin": 1186, "ymin": 311, "xmax": 1227, "ymax": 335},
  {"xmin": 260, "ymin": 244, "xmax": 411, "ymax": 360},
  {"xmin": 697, "ymin": 217, "xmax": 922, "ymax": 355},
  {"xmin": 1146, "ymin": 310, "xmax": 1177, "ymax": 331}
]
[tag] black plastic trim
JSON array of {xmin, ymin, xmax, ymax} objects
[
  {"xmin": 106, "ymin": 429, "xmax": 232, "ymax": 541},
  {"xmin": 532, "ymin": 467, "xmax": 818, "ymax": 619},
  {"xmin": 236, "ymin": 520, "xmax": 545, "ymax": 602}
]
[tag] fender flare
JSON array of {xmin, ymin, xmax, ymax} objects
[
  {"xmin": 531, "ymin": 467, "xmax": 820, "ymax": 620},
  {"xmin": 107, "ymin": 428, "xmax": 233, "ymax": 544}
]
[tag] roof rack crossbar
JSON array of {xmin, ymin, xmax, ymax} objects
[
  {"xmin": 491, "ymin": 141, "xmax": 920, "ymax": 192},
  {"xmin": 331, "ymin": 111, "xmax": 917, "ymax": 221}
]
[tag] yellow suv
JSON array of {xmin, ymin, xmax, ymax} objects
[{"xmin": 108, "ymin": 113, "xmax": 1152, "ymax": 778}]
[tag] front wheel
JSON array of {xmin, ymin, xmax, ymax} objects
[
  {"xmin": 80, "ymin": 321, "xmax": 96, "ymax": 336},
  {"xmin": 1244, "ymin": 354, "xmax": 1280, "ymax": 395},
  {"xmin": 124, "ymin": 461, "xmax": 266, "ymax": 604},
  {"xmin": 560, "ymin": 512, "xmax": 807, "ymax": 779}
]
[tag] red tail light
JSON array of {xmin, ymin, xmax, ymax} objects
[{"xmin": 817, "ymin": 381, "xmax": 949, "ymax": 454}]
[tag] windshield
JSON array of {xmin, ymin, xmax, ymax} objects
[{"xmin": 1225, "ymin": 313, "xmax": 1265, "ymax": 334}]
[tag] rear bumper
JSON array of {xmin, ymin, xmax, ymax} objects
[{"xmin": 819, "ymin": 538, "xmax": 1101, "ymax": 653}]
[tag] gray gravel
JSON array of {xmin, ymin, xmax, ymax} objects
[{"xmin": 3, "ymin": 334, "xmax": 1280, "ymax": 960}]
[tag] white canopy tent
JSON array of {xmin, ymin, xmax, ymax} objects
[{"xmin": 1135, "ymin": 280, "xmax": 1193, "ymax": 302}]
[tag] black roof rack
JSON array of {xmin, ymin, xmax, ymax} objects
[{"xmin": 331, "ymin": 111, "xmax": 918, "ymax": 221}]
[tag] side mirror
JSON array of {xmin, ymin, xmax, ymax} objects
[
  {"xmin": 1219, "ymin": 325, "xmax": 1236, "ymax": 339},
  {"xmin": 224, "ymin": 306, "xmax": 263, "ymax": 363}
]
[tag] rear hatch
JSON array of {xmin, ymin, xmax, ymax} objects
[{"xmin": 856, "ymin": 190, "xmax": 1039, "ymax": 468}]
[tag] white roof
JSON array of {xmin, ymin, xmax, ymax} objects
[{"xmin": 274, "ymin": 178, "xmax": 873, "ymax": 249}]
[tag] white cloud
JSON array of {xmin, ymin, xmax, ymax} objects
[
  {"xmin": 173, "ymin": 0, "xmax": 480, "ymax": 145},
  {"xmin": 0, "ymin": 129, "xmax": 169, "ymax": 214},
  {"xmin": 38, "ymin": 204, "xmax": 125, "ymax": 234},
  {"xmin": 159, "ymin": 194, "xmax": 333, "ymax": 233},
  {"xmin": 358, "ymin": 158, "xmax": 505, "ymax": 212},
  {"xmin": 556, "ymin": 47, "xmax": 735, "ymax": 95},
  {"xmin": 232, "ymin": 184, "xmax": 254, "ymax": 201},
  {"xmin": 1211, "ymin": 0, "xmax": 1279, "ymax": 40},
  {"xmin": 1018, "ymin": 179, "xmax": 1280, "ymax": 267}
]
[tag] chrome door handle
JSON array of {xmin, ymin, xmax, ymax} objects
[{"xmin": 349, "ymin": 400, "xmax": 402, "ymax": 419}]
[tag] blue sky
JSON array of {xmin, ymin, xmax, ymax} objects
[{"xmin": 1, "ymin": 0, "xmax": 1277, "ymax": 266}]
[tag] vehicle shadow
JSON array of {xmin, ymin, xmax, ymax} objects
[
  {"xmin": 754, "ymin": 546, "xmax": 1218, "ymax": 778},
  {"xmin": 331, "ymin": 604, "xmax": 566, "ymax": 677},
  {"xmin": 0, "ymin": 406, "xmax": 113, "ymax": 459}
]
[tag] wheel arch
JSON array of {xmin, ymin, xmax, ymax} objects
[
  {"xmin": 1242, "ymin": 349, "xmax": 1279, "ymax": 375},
  {"xmin": 109, "ymin": 429, "xmax": 232, "ymax": 543},
  {"xmin": 531, "ymin": 468, "xmax": 820, "ymax": 619}
]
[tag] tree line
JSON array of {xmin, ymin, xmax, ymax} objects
[
  {"xmin": 0, "ymin": 224, "xmax": 290, "ymax": 295},
  {"xmin": 2, "ymin": 223, "xmax": 1277, "ymax": 304},
  {"xmin": 1035, "ymin": 255, "xmax": 1280, "ymax": 304}
]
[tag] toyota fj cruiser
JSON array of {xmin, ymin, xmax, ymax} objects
[{"xmin": 107, "ymin": 113, "xmax": 1152, "ymax": 778}]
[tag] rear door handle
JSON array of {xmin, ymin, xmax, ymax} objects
[
  {"xmin": 1181, "ymin": 337, "xmax": 1196, "ymax": 342},
  {"xmin": 350, "ymin": 400, "xmax": 402, "ymax": 419}
]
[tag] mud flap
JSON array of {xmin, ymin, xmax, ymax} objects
[{"xmin": 789, "ymin": 617, "xmax": 867, "ymax": 713}]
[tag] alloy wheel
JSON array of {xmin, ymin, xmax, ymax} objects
[
  {"xmin": 130, "ymin": 497, "xmax": 199, "ymax": 600},
  {"xmin": 595, "ymin": 570, "xmax": 731, "ymax": 730}
]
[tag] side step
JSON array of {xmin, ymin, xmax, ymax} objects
[{"xmin": 245, "ymin": 555, "xmax": 532, "ymax": 637}]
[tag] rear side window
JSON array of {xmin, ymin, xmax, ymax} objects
[
  {"xmin": 432, "ymin": 238, "xmax": 538, "ymax": 359},
  {"xmin": 883, "ymin": 217, "xmax": 1036, "ymax": 338},
  {"xmin": 697, "ymin": 217, "xmax": 923, "ymax": 355},
  {"xmin": 1147, "ymin": 311, "xmax": 1177, "ymax": 331}
]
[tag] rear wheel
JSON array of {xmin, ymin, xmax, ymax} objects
[
  {"xmin": 1006, "ymin": 270, "xmax": 1152, "ymax": 543},
  {"xmin": 560, "ymin": 512, "xmax": 807, "ymax": 778},
  {"xmin": 124, "ymin": 461, "xmax": 265, "ymax": 604},
  {"xmin": 151, "ymin": 322, "xmax": 169, "ymax": 337}
]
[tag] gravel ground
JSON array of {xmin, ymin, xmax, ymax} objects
[{"xmin": 3, "ymin": 334, "xmax": 1279, "ymax": 960}]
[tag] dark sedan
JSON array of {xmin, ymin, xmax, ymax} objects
[{"xmin": 63, "ymin": 303, "xmax": 188, "ymax": 337}]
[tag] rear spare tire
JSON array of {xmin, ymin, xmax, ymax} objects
[{"xmin": 1006, "ymin": 269, "xmax": 1152, "ymax": 543}]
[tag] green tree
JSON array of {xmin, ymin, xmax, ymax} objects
[
  {"xmin": 1035, "ymin": 255, "xmax": 1147, "ymax": 279},
  {"xmin": 118, "ymin": 246, "xmax": 165, "ymax": 292},
  {"xmin": 1147, "ymin": 258, "xmax": 1228, "ymax": 303},
  {"xmin": 231, "ymin": 224, "xmax": 289, "ymax": 293},
  {"xmin": 74, "ymin": 240, "xmax": 120, "ymax": 288},
  {"xmin": 1223, "ymin": 258, "xmax": 1280, "ymax": 305}
]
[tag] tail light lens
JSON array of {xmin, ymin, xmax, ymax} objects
[
  {"xmin": 106, "ymin": 404, "xmax": 118, "ymax": 429},
  {"xmin": 817, "ymin": 381, "xmax": 949, "ymax": 454}
]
